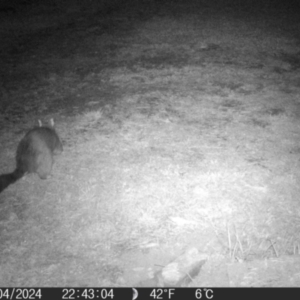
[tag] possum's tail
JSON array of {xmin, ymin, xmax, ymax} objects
[{"xmin": 0, "ymin": 168, "xmax": 25, "ymax": 193}]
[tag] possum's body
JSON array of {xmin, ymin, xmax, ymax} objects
[{"xmin": 0, "ymin": 121, "xmax": 63, "ymax": 193}]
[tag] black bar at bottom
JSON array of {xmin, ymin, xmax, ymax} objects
[
  {"xmin": 0, "ymin": 287, "xmax": 298, "ymax": 300},
  {"xmin": 136, "ymin": 288, "xmax": 299, "ymax": 299}
]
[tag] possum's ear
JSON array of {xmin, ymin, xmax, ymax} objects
[
  {"xmin": 38, "ymin": 120, "xmax": 43, "ymax": 127},
  {"xmin": 49, "ymin": 118, "xmax": 55, "ymax": 127}
]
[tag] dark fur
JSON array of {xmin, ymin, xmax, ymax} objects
[{"xmin": 0, "ymin": 122, "xmax": 63, "ymax": 193}]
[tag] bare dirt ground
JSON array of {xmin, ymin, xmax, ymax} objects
[{"xmin": 0, "ymin": 0, "xmax": 300, "ymax": 287}]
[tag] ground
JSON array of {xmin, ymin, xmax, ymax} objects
[{"xmin": 0, "ymin": 0, "xmax": 300, "ymax": 287}]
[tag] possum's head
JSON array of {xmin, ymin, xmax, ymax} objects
[{"xmin": 37, "ymin": 119, "xmax": 63, "ymax": 154}]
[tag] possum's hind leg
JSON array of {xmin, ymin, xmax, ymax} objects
[{"xmin": 36, "ymin": 149, "xmax": 53, "ymax": 179}]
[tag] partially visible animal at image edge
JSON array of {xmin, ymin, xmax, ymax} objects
[{"xmin": 0, "ymin": 119, "xmax": 63, "ymax": 193}]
